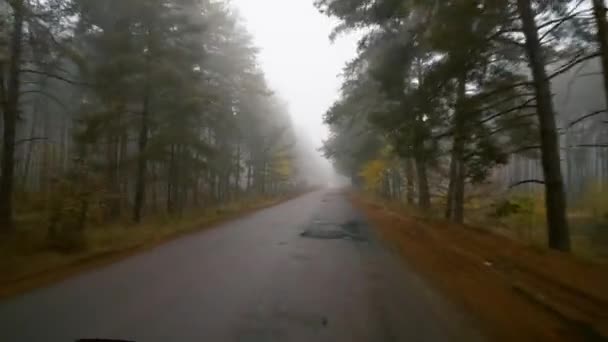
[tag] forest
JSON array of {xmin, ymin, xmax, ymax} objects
[
  {"xmin": 0, "ymin": 0, "xmax": 316, "ymax": 254},
  {"xmin": 317, "ymin": 0, "xmax": 608, "ymax": 256}
]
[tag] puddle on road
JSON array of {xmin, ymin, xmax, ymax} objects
[{"xmin": 300, "ymin": 220, "xmax": 367, "ymax": 242}]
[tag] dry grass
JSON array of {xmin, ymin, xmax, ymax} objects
[
  {"xmin": 352, "ymin": 193, "xmax": 608, "ymax": 341},
  {"xmin": 0, "ymin": 195, "xmax": 294, "ymax": 299}
]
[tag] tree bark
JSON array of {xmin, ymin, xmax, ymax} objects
[
  {"xmin": 235, "ymin": 141, "xmax": 241, "ymax": 198},
  {"xmin": 0, "ymin": 0, "xmax": 25, "ymax": 231},
  {"xmin": 404, "ymin": 159, "xmax": 415, "ymax": 205},
  {"xmin": 451, "ymin": 73, "xmax": 468, "ymax": 224},
  {"xmin": 415, "ymin": 156, "xmax": 431, "ymax": 209},
  {"xmin": 133, "ymin": 85, "xmax": 150, "ymax": 223},
  {"xmin": 517, "ymin": 0, "xmax": 571, "ymax": 251},
  {"xmin": 452, "ymin": 158, "xmax": 465, "ymax": 223},
  {"xmin": 106, "ymin": 133, "xmax": 120, "ymax": 219},
  {"xmin": 592, "ymin": 0, "xmax": 608, "ymax": 114},
  {"xmin": 167, "ymin": 144, "xmax": 176, "ymax": 213},
  {"xmin": 21, "ymin": 111, "xmax": 38, "ymax": 190},
  {"xmin": 446, "ymin": 154, "xmax": 456, "ymax": 219}
]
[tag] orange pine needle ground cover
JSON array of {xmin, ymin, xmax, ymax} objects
[{"xmin": 352, "ymin": 193, "xmax": 608, "ymax": 341}]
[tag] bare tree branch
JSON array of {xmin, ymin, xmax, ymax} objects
[
  {"xmin": 19, "ymin": 69, "xmax": 92, "ymax": 86},
  {"xmin": 473, "ymin": 81, "xmax": 533, "ymax": 101},
  {"xmin": 568, "ymin": 109, "xmax": 607, "ymax": 128},
  {"xmin": 510, "ymin": 145, "xmax": 541, "ymax": 154},
  {"xmin": 20, "ymin": 90, "xmax": 69, "ymax": 109},
  {"xmin": 15, "ymin": 137, "xmax": 49, "ymax": 146},
  {"xmin": 547, "ymin": 51, "xmax": 602, "ymax": 81},
  {"xmin": 570, "ymin": 143, "xmax": 608, "ymax": 148},
  {"xmin": 538, "ymin": 3, "xmax": 590, "ymax": 42},
  {"xmin": 509, "ymin": 179, "xmax": 545, "ymax": 188},
  {"xmin": 477, "ymin": 99, "xmax": 537, "ymax": 126}
]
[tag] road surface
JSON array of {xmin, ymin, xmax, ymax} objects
[{"xmin": 0, "ymin": 190, "xmax": 483, "ymax": 341}]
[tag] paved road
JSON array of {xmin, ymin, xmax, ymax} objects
[{"xmin": 0, "ymin": 190, "xmax": 482, "ymax": 341}]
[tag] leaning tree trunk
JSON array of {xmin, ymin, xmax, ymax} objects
[
  {"xmin": 592, "ymin": 0, "xmax": 608, "ymax": 113},
  {"xmin": 0, "ymin": 0, "xmax": 25, "ymax": 231},
  {"xmin": 517, "ymin": 0, "xmax": 571, "ymax": 251}
]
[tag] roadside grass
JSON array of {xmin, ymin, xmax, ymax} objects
[
  {"xmin": 0, "ymin": 195, "xmax": 295, "ymax": 299},
  {"xmin": 364, "ymin": 189, "xmax": 608, "ymax": 262}
]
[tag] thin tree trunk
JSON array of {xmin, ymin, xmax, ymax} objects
[
  {"xmin": 21, "ymin": 111, "xmax": 38, "ymax": 190},
  {"xmin": 246, "ymin": 161, "xmax": 252, "ymax": 192},
  {"xmin": 193, "ymin": 151, "xmax": 200, "ymax": 206},
  {"xmin": 517, "ymin": 0, "xmax": 571, "ymax": 251},
  {"xmin": 174, "ymin": 144, "xmax": 182, "ymax": 214},
  {"xmin": 453, "ymin": 159, "xmax": 465, "ymax": 223},
  {"xmin": 106, "ymin": 133, "xmax": 120, "ymax": 218},
  {"xmin": 235, "ymin": 141, "xmax": 241, "ymax": 198},
  {"xmin": 592, "ymin": 0, "xmax": 608, "ymax": 113},
  {"xmin": 415, "ymin": 156, "xmax": 431, "ymax": 209},
  {"xmin": 404, "ymin": 158, "xmax": 415, "ymax": 205},
  {"xmin": 133, "ymin": 85, "xmax": 150, "ymax": 223},
  {"xmin": 151, "ymin": 163, "xmax": 158, "ymax": 212},
  {"xmin": 445, "ymin": 155, "xmax": 456, "ymax": 219},
  {"xmin": 119, "ymin": 129, "xmax": 128, "ymax": 208},
  {"xmin": 167, "ymin": 144, "xmax": 176, "ymax": 213},
  {"xmin": 0, "ymin": 0, "xmax": 25, "ymax": 231}
]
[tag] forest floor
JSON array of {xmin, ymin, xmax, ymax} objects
[
  {"xmin": 351, "ymin": 193, "xmax": 608, "ymax": 341},
  {"xmin": 0, "ymin": 193, "xmax": 301, "ymax": 300}
]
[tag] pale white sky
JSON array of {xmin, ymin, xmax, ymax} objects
[{"xmin": 232, "ymin": 0, "xmax": 359, "ymax": 148}]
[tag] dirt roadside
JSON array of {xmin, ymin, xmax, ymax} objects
[{"xmin": 351, "ymin": 194, "xmax": 608, "ymax": 341}]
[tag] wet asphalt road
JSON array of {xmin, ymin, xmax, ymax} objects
[{"xmin": 0, "ymin": 190, "xmax": 482, "ymax": 342}]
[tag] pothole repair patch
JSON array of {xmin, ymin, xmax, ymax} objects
[{"xmin": 300, "ymin": 220, "xmax": 367, "ymax": 241}]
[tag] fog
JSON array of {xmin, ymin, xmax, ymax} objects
[{"xmin": 232, "ymin": 0, "xmax": 359, "ymax": 186}]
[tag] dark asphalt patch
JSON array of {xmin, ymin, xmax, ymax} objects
[{"xmin": 300, "ymin": 220, "xmax": 367, "ymax": 242}]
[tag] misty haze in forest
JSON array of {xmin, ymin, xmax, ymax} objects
[
  {"xmin": 0, "ymin": 0, "xmax": 607, "ymax": 251},
  {"xmin": 0, "ymin": 0, "xmax": 348, "ymax": 233},
  {"xmin": 2, "ymin": 1, "xmax": 608, "ymax": 341}
]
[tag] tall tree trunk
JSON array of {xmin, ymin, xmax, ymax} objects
[
  {"xmin": 106, "ymin": 133, "xmax": 120, "ymax": 218},
  {"xmin": 21, "ymin": 111, "xmax": 38, "ymax": 190},
  {"xmin": 415, "ymin": 156, "xmax": 431, "ymax": 209},
  {"xmin": 452, "ymin": 159, "xmax": 465, "ymax": 223},
  {"xmin": 246, "ymin": 160, "xmax": 252, "ymax": 192},
  {"xmin": 151, "ymin": 163, "xmax": 158, "ymax": 211},
  {"xmin": 133, "ymin": 86, "xmax": 150, "ymax": 223},
  {"xmin": 449, "ymin": 73, "xmax": 468, "ymax": 224},
  {"xmin": 445, "ymin": 155, "xmax": 456, "ymax": 219},
  {"xmin": 404, "ymin": 158, "xmax": 415, "ymax": 205},
  {"xmin": 517, "ymin": 0, "xmax": 571, "ymax": 251},
  {"xmin": 174, "ymin": 144, "xmax": 182, "ymax": 214},
  {"xmin": 0, "ymin": 0, "xmax": 24, "ymax": 231},
  {"xmin": 592, "ymin": 0, "xmax": 608, "ymax": 112},
  {"xmin": 235, "ymin": 141, "xmax": 241, "ymax": 198},
  {"xmin": 119, "ymin": 129, "xmax": 128, "ymax": 208},
  {"xmin": 167, "ymin": 144, "xmax": 176, "ymax": 213}
]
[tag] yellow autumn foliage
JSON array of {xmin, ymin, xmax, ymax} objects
[
  {"xmin": 360, "ymin": 158, "xmax": 389, "ymax": 192},
  {"xmin": 272, "ymin": 150, "xmax": 293, "ymax": 181}
]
